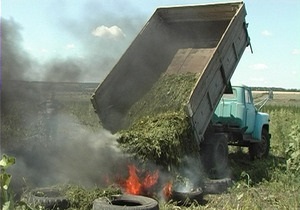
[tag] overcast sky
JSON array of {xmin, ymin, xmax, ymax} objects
[{"xmin": 1, "ymin": 0, "xmax": 300, "ymax": 88}]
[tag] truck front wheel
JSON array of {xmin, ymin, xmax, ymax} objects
[{"xmin": 249, "ymin": 129, "xmax": 270, "ymax": 160}]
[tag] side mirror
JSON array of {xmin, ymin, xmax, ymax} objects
[{"xmin": 255, "ymin": 89, "xmax": 272, "ymax": 111}]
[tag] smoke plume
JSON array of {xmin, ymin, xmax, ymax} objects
[
  {"xmin": 1, "ymin": 18, "xmax": 34, "ymax": 81},
  {"xmin": 0, "ymin": 1, "xmax": 146, "ymax": 199},
  {"xmin": 6, "ymin": 114, "xmax": 129, "ymax": 193}
]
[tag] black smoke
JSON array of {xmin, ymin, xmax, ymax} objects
[
  {"xmin": 1, "ymin": 17, "xmax": 40, "ymax": 115},
  {"xmin": 53, "ymin": 0, "xmax": 145, "ymax": 82},
  {"xmin": 1, "ymin": 1, "xmax": 146, "ymax": 83},
  {"xmin": 0, "ymin": 1, "xmax": 147, "ymax": 199},
  {"xmin": 43, "ymin": 58, "xmax": 84, "ymax": 82},
  {"xmin": 1, "ymin": 18, "xmax": 33, "ymax": 81}
]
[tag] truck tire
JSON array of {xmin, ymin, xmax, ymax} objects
[
  {"xmin": 92, "ymin": 194, "xmax": 159, "ymax": 210},
  {"xmin": 203, "ymin": 178, "xmax": 233, "ymax": 194},
  {"xmin": 22, "ymin": 187, "xmax": 70, "ymax": 209},
  {"xmin": 249, "ymin": 129, "xmax": 270, "ymax": 160},
  {"xmin": 201, "ymin": 133, "xmax": 229, "ymax": 179}
]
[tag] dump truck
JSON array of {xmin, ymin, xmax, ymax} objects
[{"xmin": 91, "ymin": 2, "xmax": 271, "ymax": 178}]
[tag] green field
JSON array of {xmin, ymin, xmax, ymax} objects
[{"xmin": 1, "ymin": 82, "xmax": 299, "ymax": 209}]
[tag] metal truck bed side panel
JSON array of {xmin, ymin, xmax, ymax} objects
[
  {"xmin": 187, "ymin": 4, "xmax": 250, "ymax": 141},
  {"xmin": 91, "ymin": 2, "xmax": 250, "ymax": 133}
]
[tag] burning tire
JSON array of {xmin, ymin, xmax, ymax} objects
[
  {"xmin": 21, "ymin": 187, "xmax": 70, "ymax": 209},
  {"xmin": 92, "ymin": 194, "xmax": 159, "ymax": 210},
  {"xmin": 169, "ymin": 187, "xmax": 203, "ymax": 206},
  {"xmin": 203, "ymin": 178, "xmax": 232, "ymax": 194}
]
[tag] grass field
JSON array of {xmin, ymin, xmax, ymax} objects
[
  {"xmin": 253, "ymin": 90, "xmax": 300, "ymax": 107},
  {"xmin": 1, "ymin": 82, "xmax": 299, "ymax": 209}
]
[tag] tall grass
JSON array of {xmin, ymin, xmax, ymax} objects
[{"xmin": 262, "ymin": 105, "xmax": 300, "ymax": 157}]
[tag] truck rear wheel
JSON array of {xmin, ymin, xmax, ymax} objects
[
  {"xmin": 249, "ymin": 128, "xmax": 270, "ymax": 160},
  {"xmin": 201, "ymin": 134, "xmax": 229, "ymax": 179}
]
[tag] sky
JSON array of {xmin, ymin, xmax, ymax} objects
[{"xmin": 1, "ymin": 0, "xmax": 300, "ymax": 89}]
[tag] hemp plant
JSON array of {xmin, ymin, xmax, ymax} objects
[{"xmin": 0, "ymin": 154, "xmax": 16, "ymax": 210}]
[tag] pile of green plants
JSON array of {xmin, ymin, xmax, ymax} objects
[
  {"xmin": 117, "ymin": 73, "xmax": 199, "ymax": 168},
  {"xmin": 124, "ymin": 72, "xmax": 198, "ymax": 125},
  {"xmin": 118, "ymin": 111, "xmax": 197, "ymax": 168}
]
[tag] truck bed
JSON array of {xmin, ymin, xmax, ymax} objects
[{"xmin": 91, "ymin": 2, "xmax": 250, "ymax": 136}]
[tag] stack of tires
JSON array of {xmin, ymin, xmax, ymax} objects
[{"xmin": 22, "ymin": 188, "xmax": 159, "ymax": 210}]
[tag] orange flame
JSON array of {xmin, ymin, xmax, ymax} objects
[
  {"xmin": 121, "ymin": 164, "xmax": 159, "ymax": 195},
  {"xmin": 163, "ymin": 181, "xmax": 173, "ymax": 199},
  {"xmin": 124, "ymin": 165, "xmax": 142, "ymax": 194},
  {"xmin": 144, "ymin": 170, "xmax": 159, "ymax": 189}
]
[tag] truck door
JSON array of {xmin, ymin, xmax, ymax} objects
[{"xmin": 245, "ymin": 88, "xmax": 256, "ymax": 133}]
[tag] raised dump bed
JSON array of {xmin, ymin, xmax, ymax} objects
[{"xmin": 91, "ymin": 2, "xmax": 250, "ymax": 141}]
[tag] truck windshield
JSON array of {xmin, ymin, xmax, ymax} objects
[{"xmin": 222, "ymin": 89, "xmax": 237, "ymax": 99}]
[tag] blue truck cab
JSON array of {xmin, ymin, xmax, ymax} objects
[{"xmin": 212, "ymin": 85, "xmax": 271, "ymax": 159}]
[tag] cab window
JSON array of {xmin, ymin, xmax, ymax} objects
[{"xmin": 245, "ymin": 89, "xmax": 252, "ymax": 104}]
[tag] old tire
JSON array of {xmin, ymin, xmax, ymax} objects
[
  {"xmin": 249, "ymin": 129, "xmax": 270, "ymax": 160},
  {"xmin": 22, "ymin": 187, "xmax": 70, "ymax": 209},
  {"xmin": 201, "ymin": 133, "xmax": 229, "ymax": 178},
  {"xmin": 92, "ymin": 194, "xmax": 159, "ymax": 210},
  {"xmin": 203, "ymin": 178, "xmax": 233, "ymax": 194},
  {"xmin": 170, "ymin": 188, "xmax": 203, "ymax": 205}
]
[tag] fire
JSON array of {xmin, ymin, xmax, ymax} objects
[
  {"xmin": 121, "ymin": 164, "xmax": 159, "ymax": 195},
  {"xmin": 143, "ymin": 170, "xmax": 159, "ymax": 189},
  {"xmin": 118, "ymin": 164, "xmax": 174, "ymax": 200},
  {"xmin": 124, "ymin": 165, "xmax": 142, "ymax": 194},
  {"xmin": 163, "ymin": 181, "xmax": 173, "ymax": 199}
]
